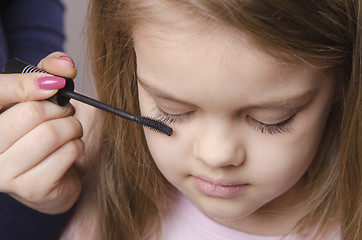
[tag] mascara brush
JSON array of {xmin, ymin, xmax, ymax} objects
[{"xmin": 2, "ymin": 58, "xmax": 173, "ymax": 136}]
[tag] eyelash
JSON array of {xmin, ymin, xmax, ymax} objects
[
  {"xmin": 152, "ymin": 107, "xmax": 296, "ymax": 135},
  {"xmin": 248, "ymin": 114, "xmax": 296, "ymax": 135},
  {"xmin": 153, "ymin": 107, "xmax": 193, "ymax": 124}
]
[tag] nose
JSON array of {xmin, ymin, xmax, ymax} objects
[{"xmin": 193, "ymin": 120, "xmax": 245, "ymax": 168}]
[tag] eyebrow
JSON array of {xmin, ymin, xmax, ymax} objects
[
  {"xmin": 138, "ymin": 76, "xmax": 195, "ymax": 105},
  {"xmin": 249, "ymin": 90, "xmax": 317, "ymax": 110},
  {"xmin": 137, "ymin": 76, "xmax": 317, "ymax": 110}
]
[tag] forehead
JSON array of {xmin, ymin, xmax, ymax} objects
[
  {"xmin": 131, "ymin": 2, "xmax": 308, "ymax": 71},
  {"xmin": 133, "ymin": 21, "xmax": 315, "ymax": 81},
  {"xmin": 133, "ymin": 23, "xmax": 326, "ymax": 111},
  {"xmin": 130, "ymin": 0, "xmax": 309, "ymax": 62}
]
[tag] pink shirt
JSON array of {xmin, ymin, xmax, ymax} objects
[{"xmin": 154, "ymin": 192, "xmax": 340, "ymax": 240}]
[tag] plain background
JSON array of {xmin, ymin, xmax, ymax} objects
[{"xmin": 61, "ymin": 0, "xmax": 96, "ymax": 97}]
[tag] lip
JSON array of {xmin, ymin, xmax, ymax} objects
[{"xmin": 192, "ymin": 176, "xmax": 249, "ymax": 198}]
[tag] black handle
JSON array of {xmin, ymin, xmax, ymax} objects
[{"xmin": 2, "ymin": 58, "xmax": 74, "ymax": 106}]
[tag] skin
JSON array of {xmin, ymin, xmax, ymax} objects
[
  {"xmin": 0, "ymin": 52, "xmax": 83, "ymax": 214},
  {"xmin": 134, "ymin": 23, "xmax": 336, "ymax": 235}
]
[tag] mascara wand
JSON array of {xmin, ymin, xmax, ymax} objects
[{"xmin": 2, "ymin": 58, "xmax": 173, "ymax": 136}]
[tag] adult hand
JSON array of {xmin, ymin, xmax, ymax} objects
[{"xmin": 0, "ymin": 52, "xmax": 83, "ymax": 214}]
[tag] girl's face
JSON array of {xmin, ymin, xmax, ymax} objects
[{"xmin": 134, "ymin": 23, "xmax": 335, "ymax": 234}]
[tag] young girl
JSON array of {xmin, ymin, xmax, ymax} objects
[
  {"xmin": 0, "ymin": 0, "xmax": 360, "ymax": 239},
  {"xmin": 77, "ymin": 0, "xmax": 360, "ymax": 239}
]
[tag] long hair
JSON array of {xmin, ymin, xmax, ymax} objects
[{"xmin": 87, "ymin": 1, "xmax": 361, "ymax": 239}]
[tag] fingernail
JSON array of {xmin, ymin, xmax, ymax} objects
[
  {"xmin": 37, "ymin": 76, "xmax": 66, "ymax": 90},
  {"xmin": 57, "ymin": 56, "xmax": 75, "ymax": 67}
]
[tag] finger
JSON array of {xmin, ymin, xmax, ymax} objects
[
  {"xmin": 9, "ymin": 166, "xmax": 82, "ymax": 214},
  {"xmin": 0, "ymin": 101, "xmax": 75, "ymax": 153},
  {"xmin": 0, "ymin": 102, "xmax": 16, "ymax": 114},
  {"xmin": 1, "ymin": 116, "xmax": 83, "ymax": 178},
  {"xmin": 20, "ymin": 139, "xmax": 84, "ymax": 191},
  {"xmin": 38, "ymin": 52, "xmax": 77, "ymax": 79},
  {"xmin": 0, "ymin": 73, "xmax": 65, "ymax": 106}
]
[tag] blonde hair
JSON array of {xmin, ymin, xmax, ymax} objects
[{"xmin": 87, "ymin": 0, "xmax": 361, "ymax": 239}]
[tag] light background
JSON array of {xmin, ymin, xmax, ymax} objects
[{"xmin": 61, "ymin": 0, "xmax": 96, "ymax": 97}]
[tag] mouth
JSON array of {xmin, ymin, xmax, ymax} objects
[{"xmin": 192, "ymin": 176, "xmax": 249, "ymax": 198}]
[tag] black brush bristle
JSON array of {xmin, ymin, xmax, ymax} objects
[
  {"xmin": 137, "ymin": 116, "xmax": 173, "ymax": 136},
  {"xmin": 2, "ymin": 58, "xmax": 174, "ymax": 137}
]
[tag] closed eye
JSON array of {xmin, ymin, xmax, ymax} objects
[
  {"xmin": 152, "ymin": 107, "xmax": 194, "ymax": 124},
  {"xmin": 247, "ymin": 114, "xmax": 296, "ymax": 135},
  {"xmin": 153, "ymin": 106, "xmax": 296, "ymax": 135}
]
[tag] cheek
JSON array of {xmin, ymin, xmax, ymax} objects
[
  {"xmin": 143, "ymin": 130, "xmax": 188, "ymax": 187},
  {"xmin": 139, "ymin": 84, "xmax": 194, "ymax": 185},
  {"xmin": 144, "ymin": 134, "xmax": 169, "ymax": 173},
  {"xmin": 249, "ymin": 104, "xmax": 331, "ymax": 194},
  {"xmin": 250, "ymin": 141, "xmax": 314, "ymax": 187}
]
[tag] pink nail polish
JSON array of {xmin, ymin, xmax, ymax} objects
[
  {"xmin": 57, "ymin": 56, "xmax": 75, "ymax": 67},
  {"xmin": 37, "ymin": 76, "xmax": 66, "ymax": 90}
]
